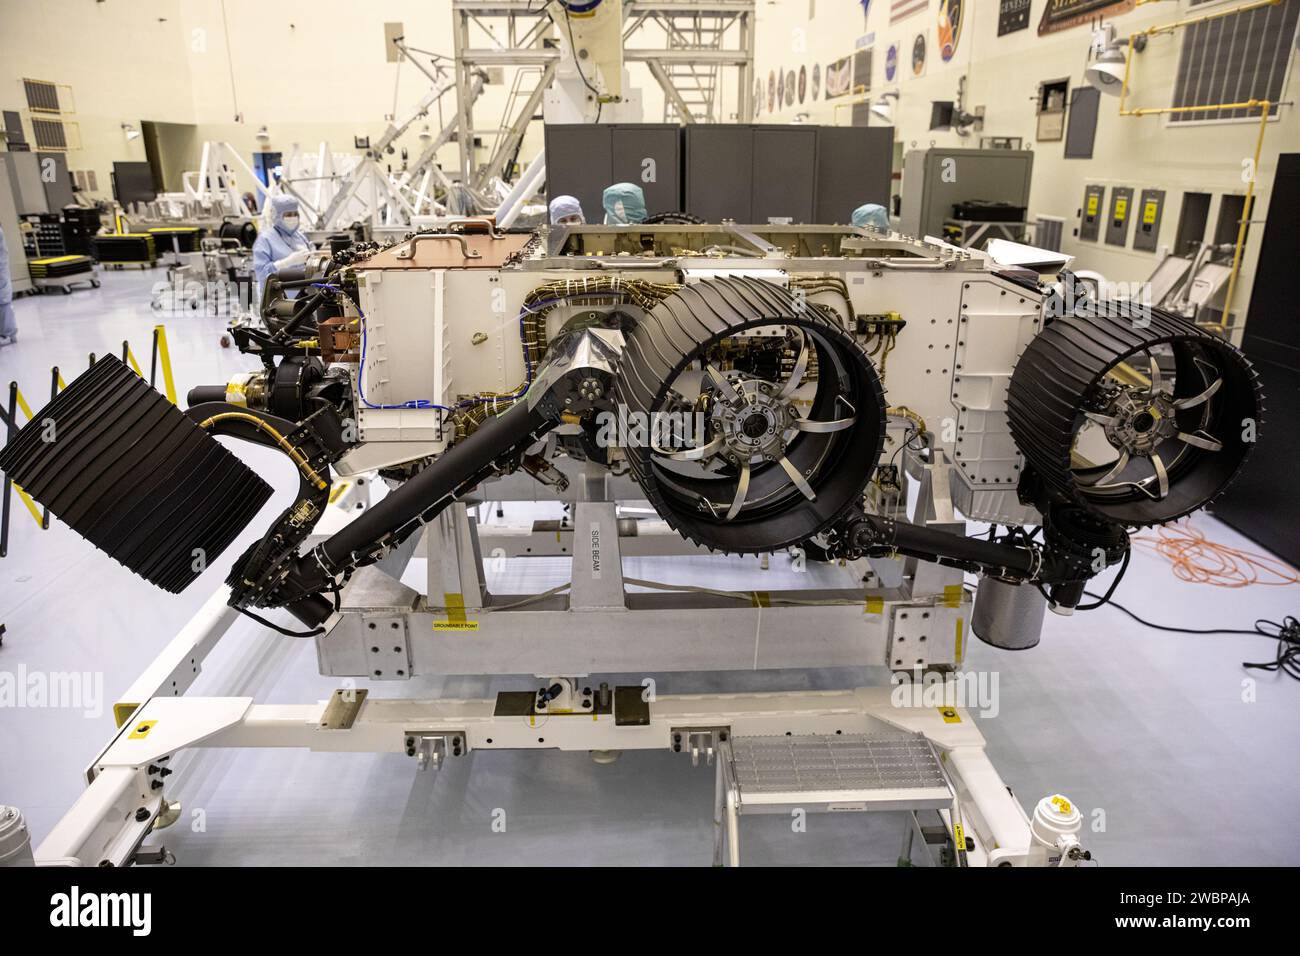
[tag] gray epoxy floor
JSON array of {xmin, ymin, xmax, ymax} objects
[{"xmin": 1, "ymin": 270, "xmax": 1298, "ymax": 866}]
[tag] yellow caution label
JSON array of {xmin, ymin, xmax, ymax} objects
[
  {"xmin": 434, "ymin": 593, "xmax": 479, "ymax": 631},
  {"xmin": 864, "ymin": 597, "xmax": 884, "ymax": 614},
  {"xmin": 128, "ymin": 719, "xmax": 157, "ymax": 739},
  {"xmin": 943, "ymin": 584, "xmax": 963, "ymax": 608},
  {"xmin": 939, "ymin": 707, "xmax": 961, "ymax": 724},
  {"xmin": 1085, "ymin": 195, "xmax": 1099, "ymax": 216},
  {"xmin": 954, "ymin": 822, "xmax": 966, "ymax": 847},
  {"xmin": 1114, "ymin": 197, "xmax": 1128, "ymax": 220},
  {"xmin": 1142, "ymin": 200, "xmax": 1159, "ymax": 225},
  {"xmin": 113, "ymin": 702, "xmax": 140, "ymax": 727},
  {"xmin": 328, "ymin": 481, "xmax": 350, "ymax": 504},
  {"xmin": 955, "ymin": 618, "xmax": 965, "ymax": 664}
]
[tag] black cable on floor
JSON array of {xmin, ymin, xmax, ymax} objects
[
  {"xmin": 1244, "ymin": 616, "xmax": 1300, "ymax": 680},
  {"xmin": 1082, "ymin": 591, "xmax": 1300, "ymax": 681}
]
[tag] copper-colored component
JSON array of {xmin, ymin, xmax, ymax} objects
[{"xmin": 319, "ymin": 316, "xmax": 361, "ymax": 363}]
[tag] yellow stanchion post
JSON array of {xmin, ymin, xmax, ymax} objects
[
  {"xmin": 152, "ymin": 324, "xmax": 178, "ymax": 404},
  {"xmin": 12, "ymin": 484, "xmax": 44, "ymax": 527},
  {"xmin": 7, "ymin": 384, "xmax": 44, "ymax": 529}
]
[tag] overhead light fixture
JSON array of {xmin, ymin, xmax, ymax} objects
[
  {"xmin": 871, "ymin": 90, "xmax": 899, "ymax": 124},
  {"xmin": 418, "ymin": 124, "xmax": 432, "ymax": 141},
  {"xmin": 1085, "ymin": 24, "xmax": 1146, "ymax": 96},
  {"xmin": 121, "ymin": 123, "xmax": 140, "ymax": 141},
  {"xmin": 255, "ymin": 125, "xmax": 271, "ymax": 142}
]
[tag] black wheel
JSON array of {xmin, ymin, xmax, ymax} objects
[
  {"xmin": 0, "ymin": 357, "xmax": 273, "ymax": 593},
  {"xmin": 1007, "ymin": 300, "xmax": 1262, "ymax": 527},
  {"xmin": 642, "ymin": 211, "xmax": 705, "ymax": 225},
  {"xmin": 616, "ymin": 276, "xmax": 886, "ymax": 553}
]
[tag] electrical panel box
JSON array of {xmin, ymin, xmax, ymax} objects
[
  {"xmin": 1133, "ymin": 188, "xmax": 1165, "ymax": 252},
  {"xmin": 1105, "ymin": 186, "xmax": 1134, "ymax": 247},
  {"xmin": 1079, "ymin": 184, "xmax": 1105, "ymax": 241},
  {"xmin": 899, "ymin": 148, "xmax": 1034, "ymax": 240}
]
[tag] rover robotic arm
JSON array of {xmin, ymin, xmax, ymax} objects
[{"xmin": 0, "ymin": 238, "xmax": 1262, "ymax": 637}]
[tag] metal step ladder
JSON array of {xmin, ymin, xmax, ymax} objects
[
  {"xmin": 713, "ymin": 732, "xmax": 957, "ymax": 866},
  {"xmin": 659, "ymin": 11, "xmax": 727, "ymax": 121}
]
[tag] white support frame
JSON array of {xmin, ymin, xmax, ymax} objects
[
  {"xmin": 36, "ymin": 668, "xmax": 1039, "ymax": 867},
  {"xmin": 30, "ymin": 456, "xmax": 1055, "ymax": 868}
]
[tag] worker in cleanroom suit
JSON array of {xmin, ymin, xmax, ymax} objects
[
  {"xmin": 549, "ymin": 194, "xmax": 586, "ymax": 225},
  {"xmin": 252, "ymin": 195, "xmax": 314, "ymax": 302},
  {"xmin": 851, "ymin": 202, "xmax": 891, "ymax": 231},
  {"xmin": 602, "ymin": 183, "xmax": 648, "ymax": 225},
  {"xmin": 0, "ymin": 224, "xmax": 16, "ymax": 347}
]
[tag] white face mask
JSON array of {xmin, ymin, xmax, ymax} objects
[{"xmin": 281, "ymin": 214, "xmax": 300, "ymax": 230}]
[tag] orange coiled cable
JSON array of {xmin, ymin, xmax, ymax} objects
[{"xmin": 1132, "ymin": 520, "xmax": 1300, "ymax": 588}]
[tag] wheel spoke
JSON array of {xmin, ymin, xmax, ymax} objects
[
  {"xmin": 776, "ymin": 330, "xmax": 810, "ymax": 399},
  {"xmin": 794, "ymin": 396, "xmax": 856, "ymax": 433},
  {"xmin": 724, "ymin": 461, "xmax": 751, "ymax": 520},
  {"xmin": 1148, "ymin": 353, "xmax": 1164, "ymax": 395},
  {"xmin": 778, "ymin": 455, "xmax": 817, "ymax": 501},
  {"xmin": 1176, "ymin": 430, "xmax": 1223, "ymax": 452},
  {"xmin": 651, "ymin": 434, "xmax": 723, "ymax": 462},
  {"xmin": 704, "ymin": 364, "xmax": 743, "ymax": 407},
  {"xmin": 1172, "ymin": 376, "xmax": 1222, "ymax": 410},
  {"xmin": 1152, "ymin": 453, "xmax": 1169, "ymax": 499},
  {"xmin": 1084, "ymin": 450, "xmax": 1129, "ymax": 487}
]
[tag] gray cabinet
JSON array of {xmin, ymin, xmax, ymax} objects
[
  {"xmin": 3, "ymin": 151, "xmax": 48, "ymax": 215},
  {"xmin": 685, "ymin": 125, "xmax": 753, "ymax": 221},
  {"xmin": 546, "ymin": 122, "xmax": 895, "ymax": 225},
  {"xmin": 752, "ymin": 126, "xmax": 816, "ymax": 222},
  {"xmin": 899, "ymin": 148, "xmax": 1034, "ymax": 239},
  {"xmin": 686, "ymin": 124, "xmax": 893, "ymax": 224},
  {"xmin": 814, "ymin": 126, "xmax": 893, "ymax": 224},
  {"xmin": 544, "ymin": 123, "xmax": 681, "ymax": 223},
  {"xmin": 0, "ymin": 156, "xmax": 33, "ymax": 294}
]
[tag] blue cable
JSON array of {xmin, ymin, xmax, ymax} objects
[{"xmin": 312, "ymin": 282, "xmax": 454, "ymax": 413}]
